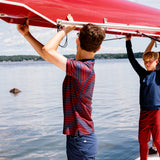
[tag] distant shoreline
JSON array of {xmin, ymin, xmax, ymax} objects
[{"xmin": 0, "ymin": 52, "xmax": 143, "ymax": 62}]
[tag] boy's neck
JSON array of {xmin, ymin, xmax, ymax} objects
[{"xmin": 76, "ymin": 49, "xmax": 95, "ymax": 61}]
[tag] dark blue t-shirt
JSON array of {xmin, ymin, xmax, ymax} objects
[{"xmin": 126, "ymin": 40, "xmax": 160, "ymax": 110}]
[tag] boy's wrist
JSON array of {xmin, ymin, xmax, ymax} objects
[
  {"xmin": 23, "ymin": 31, "xmax": 30, "ymax": 37},
  {"xmin": 24, "ymin": 32, "xmax": 32, "ymax": 39},
  {"xmin": 63, "ymin": 26, "xmax": 76, "ymax": 34}
]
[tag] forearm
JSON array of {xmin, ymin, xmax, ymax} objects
[
  {"xmin": 23, "ymin": 32, "xmax": 47, "ymax": 60},
  {"xmin": 40, "ymin": 29, "xmax": 69, "ymax": 71},
  {"xmin": 43, "ymin": 28, "xmax": 70, "ymax": 51},
  {"xmin": 126, "ymin": 40, "xmax": 145, "ymax": 76},
  {"xmin": 126, "ymin": 40, "xmax": 135, "ymax": 62},
  {"xmin": 144, "ymin": 40, "xmax": 156, "ymax": 53},
  {"xmin": 43, "ymin": 13, "xmax": 76, "ymax": 52}
]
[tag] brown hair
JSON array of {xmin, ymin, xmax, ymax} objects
[
  {"xmin": 142, "ymin": 51, "xmax": 159, "ymax": 61},
  {"xmin": 79, "ymin": 23, "xmax": 105, "ymax": 52}
]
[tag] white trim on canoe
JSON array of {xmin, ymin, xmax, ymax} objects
[{"xmin": 57, "ymin": 19, "xmax": 160, "ymax": 32}]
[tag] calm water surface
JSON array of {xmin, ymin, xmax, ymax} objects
[{"xmin": 0, "ymin": 59, "xmax": 145, "ymax": 160}]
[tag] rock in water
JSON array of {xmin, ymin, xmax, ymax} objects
[{"xmin": 10, "ymin": 88, "xmax": 21, "ymax": 94}]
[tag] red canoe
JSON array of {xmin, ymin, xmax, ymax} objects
[{"xmin": 0, "ymin": 0, "xmax": 160, "ymax": 37}]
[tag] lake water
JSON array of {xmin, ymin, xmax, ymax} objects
[{"xmin": 0, "ymin": 59, "xmax": 148, "ymax": 160}]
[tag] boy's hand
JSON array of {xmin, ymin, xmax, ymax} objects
[
  {"xmin": 67, "ymin": 14, "xmax": 74, "ymax": 22},
  {"xmin": 17, "ymin": 19, "xmax": 29, "ymax": 36},
  {"xmin": 63, "ymin": 14, "xmax": 76, "ymax": 34},
  {"xmin": 126, "ymin": 34, "xmax": 131, "ymax": 41}
]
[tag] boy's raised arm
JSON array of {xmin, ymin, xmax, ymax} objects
[
  {"xmin": 17, "ymin": 14, "xmax": 76, "ymax": 72},
  {"xmin": 144, "ymin": 39, "xmax": 156, "ymax": 54},
  {"xmin": 42, "ymin": 14, "xmax": 76, "ymax": 71},
  {"xmin": 17, "ymin": 19, "xmax": 46, "ymax": 61}
]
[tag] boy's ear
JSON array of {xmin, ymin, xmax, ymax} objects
[
  {"xmin": 76, "ymin": 37, "xmax": 80, "ymax": 45},
  {"xmin": 97, "ymin": 46, "xmax": 101, "ymax": 52},
  {"xmin": 156, "ymin": 59, "xmax": 159, "ymax": 64}
]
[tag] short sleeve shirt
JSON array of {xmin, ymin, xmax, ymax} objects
[{"xmin": 63, "ymin": 58, "xmax": 95, "ymax": 136}]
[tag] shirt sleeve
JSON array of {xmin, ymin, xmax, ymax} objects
[
  {"xmin": 66, "ymin": 59, "xmax": 92, "ymax": 82},
  {"xmin": 126, "ymin": 40, "xmax": 146, "ymax": 77}
]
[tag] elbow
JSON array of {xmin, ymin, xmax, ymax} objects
[
  {"xmin": 42, "ymin": 46, "xmax": 50, "ymax": 61},
  {"xmin": 42, "ymin": 45, "xmax": 57, "ymax": 62},
  {"xmin": 42, "ymin": 45, "xmax": 56, "ymax": 55},
  {"xmin": 42, "ymin": 45, "xmax": 48, "ymax": 54}
]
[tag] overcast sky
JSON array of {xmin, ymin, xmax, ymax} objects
[{"xmin": 0, "ymin": 0, "xmax": 160, "ymax": 56}]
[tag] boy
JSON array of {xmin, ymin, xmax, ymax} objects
[
  {"xmin": 126, "ymin": 35, "xmax": 160, "ymax": 160},
  {"xmin": 144, "ymin": 39, "xmax": 160, "ymax": 155},
  {"xmin": 17, "ymin": 14, "xmax": 105, "ymax": 160}
]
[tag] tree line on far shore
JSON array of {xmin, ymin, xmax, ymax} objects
[{"xmin": 0, "ymin": 52, "xmax": 143, "ymax": 62}]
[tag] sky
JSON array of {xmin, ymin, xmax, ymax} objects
[{"xmin": 0, "ymin": 0, "xmax": 160, "ymax": 56}]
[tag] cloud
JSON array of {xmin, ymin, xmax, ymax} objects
[{"xmin": 128, "ymin": 0, "xmax": 160, "ymax": 9}]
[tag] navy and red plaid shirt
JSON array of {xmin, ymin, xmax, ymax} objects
[{"xmin": 63, "ymin": 58, "xmax": 95, "ymax": 136}]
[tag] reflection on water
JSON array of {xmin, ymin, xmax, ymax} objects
[{"xmin": 0, "ymin": 60, "xmax": 143, "ymax": 160}]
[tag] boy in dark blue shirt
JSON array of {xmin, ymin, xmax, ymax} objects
[
  {"xmin": 126, "ymin": 35, "xmax": 160, "ymax": 160},
  {"xmin": 144, "ymin": 39, "xmax": 160, "ymax": 155}
]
